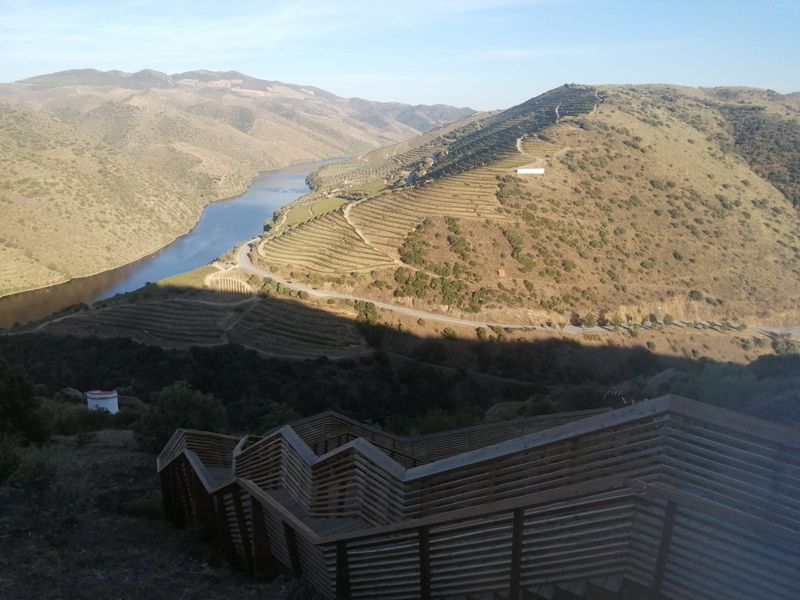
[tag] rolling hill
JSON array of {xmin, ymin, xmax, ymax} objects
[
  {"xmin": 0, "ymin": 69, "xmax": 473, "ymax": 297},
  {"xmin": 253, "ymin": 84, "xmax": 800, "ymax": 327}
]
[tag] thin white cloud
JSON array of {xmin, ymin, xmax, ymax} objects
[
  {"xmin": 1, "ymin": 0, "xmax": 548, "ymax": 80},
  {"xmin": 471, "ymin": 40, "xmax": 695, "ymax": 61}
]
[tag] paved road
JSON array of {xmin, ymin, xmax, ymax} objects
[{"xmin": 237, "ymin": 240, "xmax": 800, "ymax": 339}]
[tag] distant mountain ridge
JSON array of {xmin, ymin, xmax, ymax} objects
[
  {"xmin": 11, "ymin": 68, "xmax": 474, "ymax": 133},
  {"xmin": 0, "ymin": 68, "xmax": 474, "ymax": 297}
]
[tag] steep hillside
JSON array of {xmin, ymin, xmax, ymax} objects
[
  {"xmin": 0, "ymin": 99, "xmax": 203, "ymax": 296},
  {"xmin": 253, "ymin": 85, "xmax": 800, "ymax": 327},
  {"xmin": 0, "ymin": 69, "xmax": 473, "ymax": 296}
]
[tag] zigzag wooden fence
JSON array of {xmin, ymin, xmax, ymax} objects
[{"xmin": 157, "ymin": 396, "xmax": 800, "ymax": 599}]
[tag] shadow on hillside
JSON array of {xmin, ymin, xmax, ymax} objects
[{"xmin": 1, "ymin": 284, "xmax": 798, "ymax": 431}]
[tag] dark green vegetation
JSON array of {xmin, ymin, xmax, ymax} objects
[
  {"xmin": 721, "ymin": 103, "xmax": 800, "ymax": 208},
  {"xmin": 1, "ymin": 316, "xmax": 798, "ymax": 453}
]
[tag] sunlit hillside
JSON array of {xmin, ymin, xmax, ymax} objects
[
  {"xmin": 0, "ymin": 69, "xmax": 473, "ymax": 297},
  {"xmin": 255, "ymin": 84, "xmax": 800, "ymax": 326}
]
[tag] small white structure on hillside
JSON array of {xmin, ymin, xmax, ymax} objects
[
  {"xmin": 516, "ymin": 167, "xmax": 545, "ymax": 175},
  {"xmin": 86, "ymin": 390, "xmax": 119, "ymax": 414}
]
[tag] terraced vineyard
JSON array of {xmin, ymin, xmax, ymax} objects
[
  {"xmin": 424, "ymin": 84, "xmax": 598, "ymax": 180},
  {"xmin": 258, "ymin": 120, "xmax": 554, "ymax": 271},
  {"xmin": 46, "ymin": 300, "xmax": 230, "ymax": 346},
  {"xmin": 349, "ymin": 167, "xmax": 514, "ymax": 254},
  {"xmin": 255, "ymin": 88, "xmax": 593, "ymax": 275},
  {"xmin": 258, "ymin": 211, "xmax": 395, "ymax": 272},
  {"xmin": 228, "ymin": 299, "xmax": 365, "ymax": 358},
  {"xmin": 42, "ymin": 294, "xmax": 367, "ymax": 358},
  {"xmin": 308, "ymin": 114, "xmax": 485, "ymax": 193},
  {"xmin": 210, "ymin": 277, "xmax": 253, "ymax": 303}
]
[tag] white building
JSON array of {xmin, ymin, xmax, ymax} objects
[
  {"xmin": 516, "ymin": 167, "xmax": 545, "ymax": 175},
  {"xmin": 86, "ymin": 390, "xmax": 119, "ymax": 414}
]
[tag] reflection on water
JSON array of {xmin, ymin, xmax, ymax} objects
[{"xmin": 0, "ymin": 163, "xmax": 318, "ymax": 328}]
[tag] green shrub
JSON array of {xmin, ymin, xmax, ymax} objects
[
  {"xmin": 134, "ymin": 382, "xmax": 226, "ymax": 453},
  {"xmin": 0, "ymin": 358, "xmax": 47, "ymax": 443},
  {"xmin": 225, "ymin": 398, "xmax": 300, "ymax": 433},
  {"xmin": 119, "ymin": 490, "xmax": 163, "ymax": 519},
  {"xmin": 772, "ymin": 335, "xmax": 799, "ymax": 356},
  {"xmin": 0, "ymin": 433, "xmax": 21, "ymax": 483},
  {"xmin": 640, "ymin": 258, "xmax": 656, "ymax": 270},
  {"xmin": 355, "ymin": 301, "xmax": 379, "ymax": 324},
  {"xmin": 8, "ymin": 445, "xmax": 56, "ymax": 512}
]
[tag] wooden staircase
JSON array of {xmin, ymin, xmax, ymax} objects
[{"xmin": 157, "ymin": 395, "xmax": 800, "ymax": 599}]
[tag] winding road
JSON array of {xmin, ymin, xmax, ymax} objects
[{"xmin": 236, "ymin": 240, "xmax": 800, "ymax": 339}]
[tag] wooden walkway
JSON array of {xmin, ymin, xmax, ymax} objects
[{"xmin": 157, "ymin": 395, "xmax": 800, "ymax": 599}]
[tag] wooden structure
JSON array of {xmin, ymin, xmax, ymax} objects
[{"xmin": 157, "ymin": 395, "xmax": 800, "ymax": 599}]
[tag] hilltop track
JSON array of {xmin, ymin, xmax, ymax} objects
[{"xmin": 236, "ymin": 241, "xmax": 800, "ymax": 338}]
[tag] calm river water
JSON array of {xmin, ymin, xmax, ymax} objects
[{"xmin": 0, "ymin": 162, "xmax": 318, "ymax": 328}]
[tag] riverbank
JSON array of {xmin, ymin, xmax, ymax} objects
[
  {"xmin": 0, "ymin": 161, "xmax": 326, "ymax": 328},
  {"xmin": 2, "ymin": 159, "xmax": 331, "ymax": 301}
]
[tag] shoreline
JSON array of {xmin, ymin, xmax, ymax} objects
[{"xmin": 0, "ymin": 157, "xmax": 333, "ymax": 304}]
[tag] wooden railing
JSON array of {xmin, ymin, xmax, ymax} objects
[
  {"xmin": 157, "ymin": 395, "xmax": 800, "ymax": 599},
  {"xmin": 288, "ymin": 408, "xmax": 606, "ymax": 467}
]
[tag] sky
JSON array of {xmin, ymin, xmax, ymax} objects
[{"xmin": 0, "ymin": 0, "xmax": 798, "ymax": 110}]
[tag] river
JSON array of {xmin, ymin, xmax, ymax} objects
[{"xmin": 0, "ymin": 161, "xmax": 319, "ymax": 328}]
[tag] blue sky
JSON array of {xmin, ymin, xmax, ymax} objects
[{"xmin": 1, "ymin": 0, "xmax": 798, "ymax": 110}]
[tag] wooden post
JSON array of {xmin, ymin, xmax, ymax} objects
[
  {"xmin": 650, "ymin": 501, "xmax": 677, "ymax": 600},
  {"xmin": 251, "ymin": 499, "xmax": 277, "ymax": 577},
  {"xmin": 232, "ymin": 487, "xmax": 254, "ymax": 573},
  {"xmin": 510, "ymin": 508, "xmax": 524, "ymax": 600},
  {"xmin": 160, "ymin": 470, "xmax": 174, "ymax": 521},
  {"xmin": 215, "ymin": 491, "xmax": 236, "ymax": 565},
  {"xmin": 171, "ymin": 466, "xmax": 186, "ymax": 527},
  {"xmin": 284, "ymin": 521, "xmax": 302, "ymax": 578},
  {"xmin": 336, "ymin": 540, "xmax": 351, "ymax": 600},
  {"xmin": 189, "ymin": 471, "xmax": 201, "ymax": 529},
  {"xmin": 418, "ymin": 526, "xmax": 431, "ymax": 600}
]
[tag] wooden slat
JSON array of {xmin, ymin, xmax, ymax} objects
[
  {"xmin": 336, "ymin": 540, "xmax": 351, "ymax": 600},
  {"xmin": 418, "ymin": 526, "xmax": 431, "ymax": 600},
  {"xmin": 650, "ymin": 500, "xmax": 676, "ymax": 599},
  {"xmin": 509, "ymin": 508, "xmax": 523, "ymax": 600}
]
